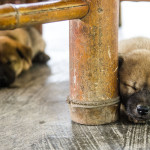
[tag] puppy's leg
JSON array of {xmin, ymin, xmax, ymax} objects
[{"xmin": 27, "ymin": 27, "xmax": 50, "ymax": 64}]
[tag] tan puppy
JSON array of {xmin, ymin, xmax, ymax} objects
[
  {"xmin": 0, "ymin": 27, "xmax": 50, "ymax": 87},
  {"xmin": 119, "ymin": 37, "xmax": 150, "ymax": 123}
]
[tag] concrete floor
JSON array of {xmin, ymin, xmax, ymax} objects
[{"xmin": 1, "ymin": 2, "xmax": 150, "ymax": 150}]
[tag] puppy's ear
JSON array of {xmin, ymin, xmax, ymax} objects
[
  {"xmin": 16, "ymin": 43, "xmax": 32, "ymax": 63},
  {"xmin": 118, "ymin": 54, "xmax": 124, "ymax": 68}
]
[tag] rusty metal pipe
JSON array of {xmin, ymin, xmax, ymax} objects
[
  {"xmin": 68, "ymin": 0, "xmax": 120, "ymax": 125},
  {"xmin": 0, "ymin": 1, "xmax": 89, "ymax": 30},
  {"xmin": 120, "ymin": 0, "xmax": 150, "ymax": 1}
]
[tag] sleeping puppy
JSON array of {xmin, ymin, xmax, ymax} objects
[
  {"xmin": 119, "ymin": 37, "xmax": 150, "ymax": 123},
  {"xmin": 0, "ymin": 27, "xmax": 50, "ymax": 87}
]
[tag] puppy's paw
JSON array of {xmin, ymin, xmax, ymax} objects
[{"xmin": 32, "ymin": 52, "xmax": 50, "ymax": 64}]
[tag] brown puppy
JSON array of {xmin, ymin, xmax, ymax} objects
[
  {"xmin": 119, "ymin": 37, "xmax": 150, "ymax": 123},
  {"xmin": 0, "ymin": 27, "xmax": 50, "ymax": 87}
]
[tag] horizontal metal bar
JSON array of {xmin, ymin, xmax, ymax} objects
[
  {"xmin": 0, "ymin": 0, "xmax": 89, "ymax": 30},
  {"xmin": 120, "ymin": 0, "xmax": 150, "ymax": 1}
]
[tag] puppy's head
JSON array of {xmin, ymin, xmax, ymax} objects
[
  {"xmin": 0, "ymin": 36, "xmax": 32, "ymax": 87},
  {"xmin": 119, "ymin": 49, "xmax": 150, "ymax": 123}
]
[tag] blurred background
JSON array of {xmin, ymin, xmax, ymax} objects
[{"xmin": 119, "ymin": 1, "xmax": 150, "ymax": 40}]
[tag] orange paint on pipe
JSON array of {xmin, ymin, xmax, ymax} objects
[{"xmin": 69, "ymin": 0, "xmax": 120, "ymax": 125}]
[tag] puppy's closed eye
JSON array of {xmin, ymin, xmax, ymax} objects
[
  {"xmin": 16, "ymin": 43, "xmax": 32, "ymax": 64},
  {"xmin": 16, "ymin": 48, "xmax": 24, "ymax": 59},
  {"xmin": 123, "ymin": 83, "xmax": 137, "ymax": 91}
]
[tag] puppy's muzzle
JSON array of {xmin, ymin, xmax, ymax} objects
[{"xmin": 0, "ymin": 64, "xmax": 15, "ymax": 87}]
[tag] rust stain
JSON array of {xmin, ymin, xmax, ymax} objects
[{"xmin": 69, "ymin": 0, "xmax": 119, "ymax": 125}]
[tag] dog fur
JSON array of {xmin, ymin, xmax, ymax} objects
[
  {"xmin": 119, "ymin": 37, "xmax": 150, "ymax": 123},
  {"xmin": 0, "ymin": 27, "xmax": 50, "ymax": 87}
]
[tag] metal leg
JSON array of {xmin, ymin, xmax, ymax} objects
[{"xmin": 68, "ymin": 0, "xmax": 120, "ymax": 125}]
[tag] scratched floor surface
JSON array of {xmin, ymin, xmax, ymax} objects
[{"xmin": 1, "ymin": 2, "xmax": 150, "ymax": 150}]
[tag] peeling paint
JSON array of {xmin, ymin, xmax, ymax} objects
[
  {"xmin": 73, "ymin": 76, "xmax": 76, "ymax": 84},
  {"xmin": 108, "ymin": 46, "xmax": 111, "ymax": 59},
  {"xmin": 114, "ymin": 67, "xmax": 118, "ymax": 73}
]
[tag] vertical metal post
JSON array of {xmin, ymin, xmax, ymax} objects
[{"xmin": 68, "ymin": 0, "xmax": 119, "ymax": 125}]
